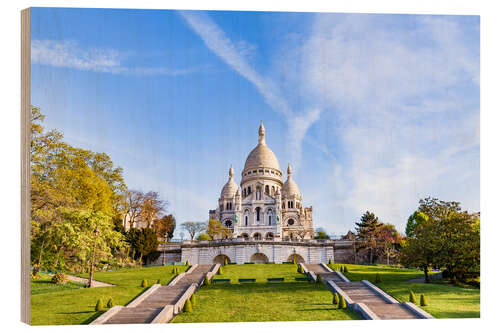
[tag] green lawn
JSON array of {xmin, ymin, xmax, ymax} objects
[
  {"xmin": 173, "ymin": 264, "xmax": 358, "ymax": 323},
  {"xmin": 339, "ymin": 264, "xmax": 480, "ymax": 319},
  {"xmin": 31, "ymin": 265, "xmax": 188, "ymax": 325}
]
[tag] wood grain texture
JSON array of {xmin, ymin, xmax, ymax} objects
[{"xmin": 21, "ymin": 7, "xmax": 31, "ymax": 325}]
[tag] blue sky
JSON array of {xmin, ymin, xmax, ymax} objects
[{"xmin": 30, "ymin": 8, "xmax": 479, "ymax": 237}]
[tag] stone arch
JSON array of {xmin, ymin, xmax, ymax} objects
[
  {"xmin": 241, "ymin": 233, "xmax": 250, "ymax": 240},
  {"xmin": 224, "ymin": 219, "xmax": 233, "ymax": 228},
  {"xmin": 265, "ymin": 232, "xmax": 274, "ymax": 240},
  {"xmin": 287, "ymin": 253, "xmax": 305, "ymax": 264},
  {"xmin": 250, "ymin": 252, "xmax": 269, "ymax": 264},
  {"xmin": 213, "ymin": 254, "xmax": 231, "ymax": 265},
  {"xmin": 253, "ymin": 232, "xmax": 262, "ymax": 240}
]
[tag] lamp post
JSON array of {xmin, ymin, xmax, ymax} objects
[
  {"xmin": 162, "ymin": 231, "xmax": 168, "ymax": 266},
  {"xmin": 86, "ymin": 226, "xmax": 99, "ymax": 288}
]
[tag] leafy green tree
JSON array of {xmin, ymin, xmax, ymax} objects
[
  {"xmin": 314, "ymin": 228, "xmax": 330, "ymax": 239},
  {"xmin": 355, "ymin": 211, "xmax": 383, "ymax": 264},
  {"xmin": 126, "ymin": 228, "xmax": 159, "ymax": 264},
  {"xmin": 196, "ymin": 233, "xmax": 211, "ymax": 241},
  {"xmin": 207, "ymin": 219, "xmax": 233, "ymax": 240}
]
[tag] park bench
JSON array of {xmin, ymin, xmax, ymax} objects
[
  {"xmin": 212, "ymin": 279, "xmax": 231, "ymax": 284},
  {"xmin": 244, "ymin": 262, "xmax": 255, "ymax": 264},
  {"xmin": 295, "ymin": 277, "xmax": 312, "ymax": 282},
  {"xmin": 282, "ymin": 261, "xmax": 293, "ymax": 264},
  {"xmin": 238, "ymin": 278, "xmax": 256, "ymax": 283},
  {"xmin": 267, "ymin": 278, "xmax": 284, "ymax": 283},
  {"xmin": 228, "ymin": 263, "xmax": 237, "ymax": 265}
]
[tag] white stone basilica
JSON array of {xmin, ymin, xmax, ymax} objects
[{"xmin": 209, "ymin": 123, "xmax": 314, "ymax": 240}]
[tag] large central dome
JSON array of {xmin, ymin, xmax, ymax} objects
[{"xmin": 243, "ymin": 123, "xmax": 281, "ymax": 172}]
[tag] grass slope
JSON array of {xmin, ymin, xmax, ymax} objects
[
  {"xmin": 31, "ymin": 265, "xmax": 188, "ymax": 325},
  {"xmin": 339, "ymin": 264, "xmax": 480, "ymax": 319},
  {"xmin": 173, "ymin": 264, "xmax": 358, "ymax": 323}
]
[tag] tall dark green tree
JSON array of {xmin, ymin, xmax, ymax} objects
[
  {"xmin": 126, "ymin": 228, "xmax": 159, "ymax": 264},
  {"xmin": 355, "ymin": 211, "xmax": 383, "ymax": 264}
]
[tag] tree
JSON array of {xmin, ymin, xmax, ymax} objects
[
  {"xmin": 126, "ymin": 228, "xmax": 159, "ymax": 264},
  {"xmin": 196, "ymin": 233, "xmax": 211, "ymax": 241},
  {"xmin": 378, "ymin": 224, "xmax": 402, "ymax": 265},
  {"xmin": 139, "ymin": 191, "xmax": 166, "ymax": 228},
  {"xmin": 153, "ymin": 214, "xmax": 176, "ymax": 241},
  {"xmin": 181, "ymin": 221, "xmax": 206, "ymax": 240},
  {"xmin": 207, "ymin": 219, "xmax": 233, "ymax": 240},
  {"xmin": 314, "ymin": 228, "xmax": 330, "ymax": 240},
  {"xmin": 401, "ymin": 199, "xmax": 480, "ymax": 284},
  {"xmin": 355, "ymin": 211, "xmax": 383, "ymax": 264}
]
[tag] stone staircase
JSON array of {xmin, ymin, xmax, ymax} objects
[
  {"xmin": 100, "ymin": 265, "xmax": 213, "ymax": 324},
  {"xmin": 305, "ymin": 264, "xmax": 429, "ymax": 320}
]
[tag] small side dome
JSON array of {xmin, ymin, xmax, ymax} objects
[
  {"xmin": 221, "ymin": 165, "xmax": 239, "ymax": 198},
  {"xmin": 282, "ymin": 163, "xmax": 301, "ymax": 197}
]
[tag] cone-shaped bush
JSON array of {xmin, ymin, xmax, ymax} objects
[
  {"xmin": 344, "ymin": 266, "xmax": 349, "ymax": 273},
  {"xmin": 183, "ymin": 298, "xmax": 193, "ymax": 313},
  {"xmin": 420, "ymin": 294, "xmax": 428, "ymax": 306},
  {"xmin": 338, "ymin": 295, "xmax": 347, "ymax": 309},
  {"xmin": 409, "ymin": 290, "xmax": 417, "ymax": 303},
  {"xmin": 218, "ymin": 266, "xmax": 223, "ymax": 275},
  {"xmin": 186, "ymin": 260, "xmax": 190, "ymax": 267},
  {"xmin": 316, "ymin": 274, "xmax": 322, "ymax": 283},
  {"xmin": 293, "ymin": 258, "xmax": 296, "ymax": 265},
  {"xmin": 333, "ymin": 293, "xmax": 340, "ymax": 305},
  {"xmin": 172, "ymin": 267, "xmax": 176, "ymax": 274},
  {"xmin": 156, "ymin": 279, "xmax": 161, "ymax": 285},
  {"xmin": 95, "ymin": 299, "xmax": 104, "ymax": 312},
  {"xmin": 190, "ymin": 294, "xmax": 197, "ymax": 307},
  {"xmin": 224, "ymin": 258, "xmax": 228, "ymax": 266},
  {"xmin": 299, "ymin": 265, "xmax": 305, "ymax": 274},
  {"xmin": 204, "ymin": 275, "xmax": 211, "ymax": 285},
  {"xmin": 141, "ymin": 279, "xmax": 148, "ymax": 288},
  {"xmin": 328, "ymin": 258, "xmax": 333, "ymax": 265},
  {"xmin": 106, "ymin": 298, "xmax": 114, "ymax": 308},
  {"xmin": 375, "ymin": 273, "xmax": 381, "ymax": 283}
]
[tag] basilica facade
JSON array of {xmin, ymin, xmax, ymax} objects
[{"xmin": 209, "ymin": 123, "xmax": 314, "ymax": 240}]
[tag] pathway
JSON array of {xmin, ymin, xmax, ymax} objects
[
  {"xmin": 305, "ymin": 264, "xmax": 425, "ymax": 320},
  {"xmin": 99, "ymin": 265, "xmax": 214, "ymax": 324},
  {"xmin": 47, "ymin": 273, "xmax": 114, "ymax": 287}
]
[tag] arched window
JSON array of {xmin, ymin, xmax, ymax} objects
[
  {"xmin": 288, "ymin": 219, "xmax": 295, "ymax": 226},
  {"xmin": 256, "ymin": 207, "xmax": 261, "ymax": 221},
  {"xmin": 243, "ymin": 188, "xmax": 246, "ymax": 197},
  {"xmin": 268, "ymin": 215, "xmax": 272, "ymax": 225},
  {"xmin": 256, "ymin": 187, "xmax": 261, "ymax": 200},
  {"xmin": 265, "ymin": 185, "xmax": 269, "ymax": 194},
  {"xmin": 282, "ymin": 202, "xmax": 285, "ymax": 209},
  {"xmin": 248, "ymin": 186, "xmax": 251, "ymax": 194},
  {"xmin": 245, "ymin": 215, "xmax": 248, "ymax": 226},
  {"xmin": 225, "ymin": 220, "xmax": 232, "ymax": 228},
  {"xmin": 272, "ymin": 186, "xmax": 275, "ymax": 196}
]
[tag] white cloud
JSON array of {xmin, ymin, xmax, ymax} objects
[
  {"xmin": 31, "ymin": 39, "xmax": 206, "ymax": 76},
  {"xmin": 179, "ymin": 11, "xmax": 321, "ymax": 168}
]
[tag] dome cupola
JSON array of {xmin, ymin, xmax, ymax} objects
[
  {"xmin": 282, "ymin": 163, "xmax": 301, "ymax": 197},
  {"xmin": 221, "ymin": 165, "xmax": 239, "ymax": 198}
]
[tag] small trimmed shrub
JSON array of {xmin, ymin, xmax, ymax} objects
[
  {"xmin": 95, "ymin": 299, "xmax": 104, "ymax": 312},
  {"xmin": 409, "ymin": 290, "xmax": 417, "ymax": 303},
  {"xmin": 316, "ymin": 274, "xmax": 322, "ymax": 283},
  {"xmin": 334, "ymin": 293, "xmax": 340, "ymax": 305},
  {"xmin": 183, "ymin": 298, "xmax": 193, "ymax": 312},
  {"xmin": 218, "ymin": 266, "xmax": 223, "ymax": 275},
  {"xmin": 51, "ymin": 272, "xmax": 68, "ymax": 284},
  {"xmin": 344, "ymin": 266, "xmax": 349, "ymax": 273},
  {"xmin": 299, "ymin": 265, "xmax": 305, "ymax": 274},
  {"xmin": 338, "ymin": 295, "xmax": 347, "ymax": 309},
  {"xmin": 106, "ymin": 298, "xmax": 114, "ymax": 308},
  {"xmin": 420, "ymin": 294, "xmax": 428, "ymax": 306},
  {"xmin": 293, "ymin": 258, "xmax": 296, "ymax": 265},
  {"xmin": 186, "ymin": 260, "xmax": 190, "ymax": 267},
  {"xmin": 204, "ymin": 275, "xmax": 211, "ymax": 285},
  {"xmin": 224, "ymin": 258, "xmax": 228, "ymax": 266},
  {"xmin": 141, "ymin": 279, "xmax": 148, "ymax": 288},
  {"xmin": 328, "ymin": 258, "xmax": 333, "ymax": 265},
  {"xmin": 339, "ymin": 266, "xmax": 344, "ymax": 273},
  {"xmin": 190, "ymin": 294, "xmax": 197, "ymax": 307},
  {"xmin": 156, "ymin": 279, "xmax": 161, "ymax": 285},
  {"xmin": 375, "ymin": 273, "xmax": 381, "ymax": 283}
]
